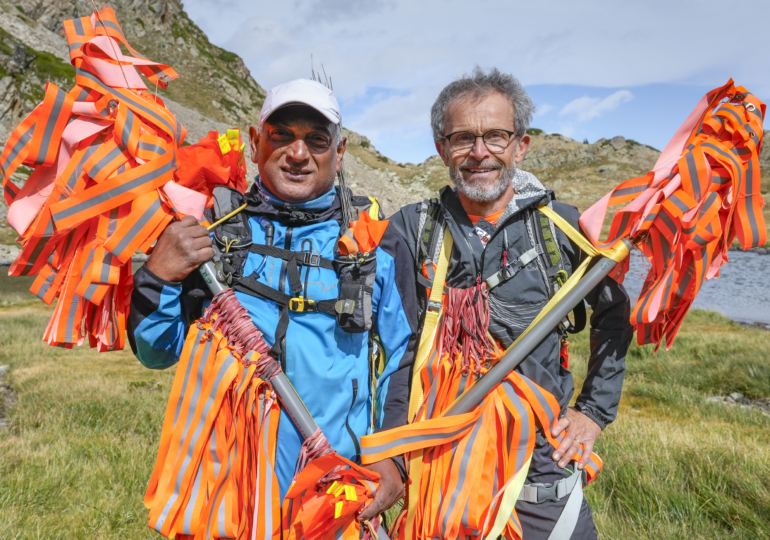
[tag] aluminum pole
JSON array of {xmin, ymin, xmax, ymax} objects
[
  {"xmin": 198, "ymin": 260, "xmax": 319, "ymax": 440},
  {"xmin": 444, "ymin": 240, "xmax": 631, "ymax": 417}
]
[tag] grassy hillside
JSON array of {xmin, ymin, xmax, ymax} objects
[{"xmin": 1, "ymin": 276, "xmax": 769, "ymax": 539}]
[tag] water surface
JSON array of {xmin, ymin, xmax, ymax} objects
[{"xmin": 622, "ymin": 250, "xmax": 769, "ymax": 327}]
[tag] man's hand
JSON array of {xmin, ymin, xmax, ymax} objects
[
  {"xmin": 551, "ymin": 407, "xmax": 602, "ymax": 470},
  {"xmin": 357, "ymin": 458, "xmax": 405, "ymax": 522},
  {"xmin": 146, "ymin": 216, "xmax": 215, "ymax": 282}
]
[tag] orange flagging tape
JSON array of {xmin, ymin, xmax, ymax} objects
[
  {"xmin": 579, "ymin": 80, "xmax": 766, "ymax": 350},
  {"xmin": 1, "ymin": 7, "xmax": 245, "ymax": 351},
  {"xmin": 361, "ymin": 286, "xmax": 603, "ymax": 540}
]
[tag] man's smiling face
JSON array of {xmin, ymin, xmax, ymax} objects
[
  {"xmin": 250, "ymin": 104, "xmax": 346, "ymax": 204},
  {"xmin": 436, "ymin": 92, "xmax": 530, "ymax": 203}
]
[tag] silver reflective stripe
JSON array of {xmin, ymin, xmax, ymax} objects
[
  {"xmin": 547, "ymin": 474, "xmax": 584, "ymax": 540},
  {"xmin": 376, "ymin": 523, "xmax": 392, "ymax": 540}
]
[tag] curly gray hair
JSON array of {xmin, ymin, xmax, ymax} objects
[{"xmin": 430, "ymin": 67, "xmax": 535, "ymax": 141}]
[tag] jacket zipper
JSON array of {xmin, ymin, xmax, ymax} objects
[{"xmin": 345, "ymin": 379, "xmax": 362, "ymax": 463}]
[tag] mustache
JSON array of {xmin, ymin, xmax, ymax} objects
[{"xmin": 458, "ymin": 159, "xmax": 503, "ymax": 170}]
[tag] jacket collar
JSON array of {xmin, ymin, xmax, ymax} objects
[{"xmin": 245, "ymin": 175, "xmax": 343, "ymax": 227}]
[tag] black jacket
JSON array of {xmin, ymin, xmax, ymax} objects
[{"xmin": 389, "ymin": 172, "xmax": 633, "ymax": 429}]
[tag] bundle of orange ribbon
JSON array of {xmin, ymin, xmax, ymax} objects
[
  {"xmin": 581, "ymin": 79, "xmax": 766, "ymax": 349},
  {"xmin": 0, "ymin": 7, "xmax": 244, "ymax": 351}
]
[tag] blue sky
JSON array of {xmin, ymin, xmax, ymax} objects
[{"xmin": 183, "ymin": 0, "xmax": 768, "ymax": 165}]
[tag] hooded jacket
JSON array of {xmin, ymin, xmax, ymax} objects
[
  {"xmin": 389, "ymin": 170, "xmax": 633, "ymax": 429},
  {"xmin": 128, "ymin": 178, "xmax": 419, "ymax": 498}
]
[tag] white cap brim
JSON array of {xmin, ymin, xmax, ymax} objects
[{"xmin": 259, "ymin": 79, "xmax": 342, "ymax": 129}]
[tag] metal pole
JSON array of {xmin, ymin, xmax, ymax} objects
[
  {"xmin": 197, "ymin": 259, "xmax": 319, "ymax": 440},
  {"xmin": 444, "ymin": 241, "xmax": 631, "ymax": 417}
]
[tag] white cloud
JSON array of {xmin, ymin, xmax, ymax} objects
[
  {"xmin": 184, "ymin": 0, "xmax": 768, "ymax": 95},
  {"xmin": 535, "ymin": 104, "xmax": 554, "ymax": 117},
  {"xmin": 560, "ymin": 90, "xmax": 634, "ymax": 122},
  {"xmin": 179, "ymin": 0, "xmax": 769, "ymax": 161}
]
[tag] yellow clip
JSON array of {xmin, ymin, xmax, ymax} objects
[
  {"xmin": 218, "ymin": 133, "xmax": 232, "ymax": 154},
  {"xmin": 227, "ymin": 129, "xmax": 240, "ymax": 144},
  {"xmin": 334, "ymin": 483, "xmax": 345, "ymax": 497},
  {"xmin": 334, "ymin": 500, "xmax": 344, "ymax": 519},
  {"xmin": 326, "ymin": 481, "xmax": 340, "ymax": 495},
  {"xmin": 345, "ymin": 485, "xmax": 357, "ymax": 501}
]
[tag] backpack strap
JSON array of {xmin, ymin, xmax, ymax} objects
[
  {"xmin": 415, "ymin": 198, "xmax": 443, "ymax": 289},
  {"xmin": 408, "ymin": 227, "xmax": 453, "ymax": 422}
]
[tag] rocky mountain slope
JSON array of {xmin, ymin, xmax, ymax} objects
[{"xmin": 0, "ymin": 0, "xmax": 766, "ymax": 258}]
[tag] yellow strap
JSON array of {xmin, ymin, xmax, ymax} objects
[
  {"xmin": 538, "ymin": 205, "xmax": 599, "ymax": 257},
  {"xmin": 367, "ymin": 197, "xmax": 381, "ymax": 220},
  {"xmin": 484, "ymin": 455, "xmax": 532, "ymax": 539},
  {"xmin": 404, "ymin": 229, "xmax": 452, "ymax": 540},
  {"xmin": 538, "ymin": 205, "xmax": 627, "ymax": 263},
  {"xmin": 408, "ymin": 229, "xmax": 453, "ymax": 422}
]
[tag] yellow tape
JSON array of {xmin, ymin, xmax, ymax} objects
[
  {"xmin": 345, "ymin": 485, "xmax": 357, "ymax": 501},
  {"xmin": 335, "ymin": 500, "xmax": 344, "ymax": 519},
  {"xmin": 226, "ymin": 129, "xmax": 240, "ymax": 144},
  {"xmin": 218, "ymin": 133, "xmax": 232, "ymax": 155}
]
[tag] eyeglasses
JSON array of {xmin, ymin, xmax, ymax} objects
[{"xmin": 443, "ymin": 129, "xmax": 519, "ymax": 154}]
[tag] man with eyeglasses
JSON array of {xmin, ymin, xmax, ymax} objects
[{"xmin": 390, "ymin": 68, "xmax": 632, "ymax": 539}]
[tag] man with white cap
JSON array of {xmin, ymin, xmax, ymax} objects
[{"xmin": 128, "ymin": 79, "xmax": 417, "ymax": 522}]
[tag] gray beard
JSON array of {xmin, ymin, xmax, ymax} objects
[{"xmin": 449, "ymin": 159, "xmax": 516, "ymax": 203}]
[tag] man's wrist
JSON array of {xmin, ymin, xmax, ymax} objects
[
  {"xmin": 139, "ymin": 264, "xmax": 184, "ymax": 289},
  {"xmin": 572, "ymin": 404, "xmax": 607, "ymax": 430},
  {"xmin": 390, "ymin": 456, "xmax": 408, "ymax": 483}
]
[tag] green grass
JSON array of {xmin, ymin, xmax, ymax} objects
[
  {"xmin": 0, "ymin": 271, "xmax": 768, "ymax": 538},
  {"xmin": 568, "ymin": 310, "xmax": 770, "ymax": 539}
]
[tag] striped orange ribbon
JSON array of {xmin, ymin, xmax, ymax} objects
[
  {"xmin": 1, "ymin": 8, "xmax": 246, "ymax": 351},
  {"xmin": 579, "ymin": 80, "xmax": 766, "ymax": 350}
]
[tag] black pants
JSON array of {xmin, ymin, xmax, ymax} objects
[{"xmin": 514, "ymin": 437, "xmax": 597, "ymax": 540}]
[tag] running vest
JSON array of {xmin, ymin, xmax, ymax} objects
[{"xmin": 204, "ymin": 185, "xmax": 386, "ymax": 363}]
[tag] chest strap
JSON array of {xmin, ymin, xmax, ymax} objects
[
  {"xmin": 234, "ymin": 274, "xmax": 341, "ymax": 364},
  {"xmin": 249, "ymin": 243, "xmax": 335, "ymax": 270},
  {"xmin": 484, "ymin": 245, "xmax": 542, "ymax": 290}
]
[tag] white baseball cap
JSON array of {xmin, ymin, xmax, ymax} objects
[{"xmin": 258, "ymin": 79, "xmax": 342, "ymax": 129}]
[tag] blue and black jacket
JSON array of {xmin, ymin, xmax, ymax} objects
[{"xmin": 128, "ymin": 178, "xmax": 419, "ymax": 498}]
